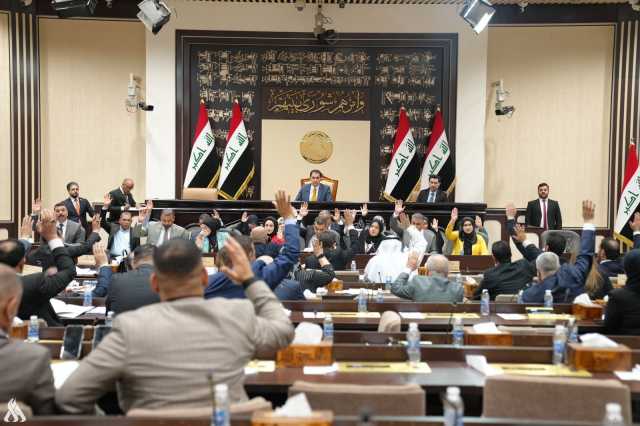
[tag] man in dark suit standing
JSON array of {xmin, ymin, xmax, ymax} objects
[
  {"xmin": 416, "ymin": 174, "xmax": 448, "ymax": 203},
  {"xmin": 92, "ymin": 244, "xmax": 160, "ymax": 314},
  {"xmin": 106, "ymin": 178, "xmax": 136, "ymax": 223},
  {"xmin": 64, "ymin": 181, "xmax": 95, "ymax": 231},
  {"xmin": 295, "ymin": 169, "xmax": 333, "ymax": 202},
  {"xmin": 100, "ymin": 205, "xmax": 141, "ymax": 258},
  {"xmin": 525, "ymin": 182, "xmax": 562, "ymax": 230},
  {"xmin": 0, "ymin": 209, "xmax": 76, "ymax": 326},
  {"xmin": 473, "ymin": 241, "xmax": 535, "ymax": 300}
]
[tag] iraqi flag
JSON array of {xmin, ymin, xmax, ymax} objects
[
  {"xmin": 614, "ymin": 143, "xmax": 640, "ymax": 245},
  {"xmin": 383, "ymin": 107, "xmax": 421, "ymax": 202},
  {"xmin": 420, "ymin": 109, "xmax": 455, "ymax": 193},
  {"xmin": 183, "ymin": 101, "xmax": 220, "ymax": 189},
  {"xmin": 217, "ymin": 101, "xmax": 255, "ymax": 200}
]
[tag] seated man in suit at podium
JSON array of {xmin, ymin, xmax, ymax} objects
[
  {"xmin": 295, "ymin": 169, "xmax": 333, "ymax": 203},
  {"xmin": 525, "ymin": 182, "xmax": 562, "ymax": 230},
  {"xmin": 416, "ymin": 174, "xmax": 448, "ymax": 203}
]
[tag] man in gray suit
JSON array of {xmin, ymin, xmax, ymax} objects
[
  {"xmin": 56, "ymin": 238, "xmax": 294, "ymax": 413},
  {"xmin": 54, "ymin": 202, "xmax": 85, "ymax": 244},
  {"xmin": 139, "ymin": 206, "xmax": 190, "ymax": 247},
  {"xmin": 0, "ymin": 264, "xmax": 56, "ymax": 414},
  {"xmin": 391, "ymin": 253, "xmax": 463, "ymax": 303}
]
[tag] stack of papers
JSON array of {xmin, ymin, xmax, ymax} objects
[
  {"xmin": 75, "ymin": 267, "xmax": 96, "ymax": 277},
  {"xmin": 50, "ymin": 361, "xmax": 80, "ymax": 388},
  {"xmin": 50, "ymin": 298, "xmax": 94, "ymax": 319},
  {"xmin": 497, "ymin": 313, "xmax": 528, "ymax": 321}
]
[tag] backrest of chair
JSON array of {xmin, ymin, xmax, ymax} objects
[
  {"xmin": 483, "ymin": 375, "xmax": 631, "ymax": 423},
  {"xmin": 300, "ymin": 176, "xmax": 339, "ymax": 201},
  {"xmin": 126, "ymin": 397, "xmax": 272, "ymax": 418},
  {"xmin": 288, "ymin": 381, "xmax": 425, "ymax": 416},
  {"xmin": 181, "ymin": 187, "xmax": 219, "ymax": 201},
  {"xmin": 378, "ymin": 311, "xmax": 401, "ymax": 333},
  {"xmin": 539, "ymin": 230, "xmax": 580, "ymax": 256}
]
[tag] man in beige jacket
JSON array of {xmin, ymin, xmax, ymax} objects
[{"xmin": 56, "ymin": 236, "xmax": 294, "ymax": 413}]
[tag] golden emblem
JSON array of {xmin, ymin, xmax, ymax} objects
[{"xmin": 300, "ymin": 131, "xmax": 333, "ymax": 164}]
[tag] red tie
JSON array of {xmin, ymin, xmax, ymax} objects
[{"xmin": 542, "ymin": 199, "xmax": 548, "ymax": 230}]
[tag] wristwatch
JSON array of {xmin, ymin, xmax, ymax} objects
[{"xmin": 241, "ymin": 276, "xmax": 260, "ymax": 290}]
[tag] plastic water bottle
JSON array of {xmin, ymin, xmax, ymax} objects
[
  {"xmin": 105, "ymin": 311, "xmax": 114, "ymax": 327},
  {"xmin": 567, "ymin": 317, "xmax": 578, "ymax": 343},
  {"xmin": 376, "ymin": 288, "xmax": 384, "ymax": 303},
  {"xmin": 83, "ymin": 287, "xmax": 93, "ymax": 307},
  {"xmin": 350, "ymin": 260, "xmax": 357, "ymax": 272},
  {"xmin": 27, "ymin": 315, "xmax": 39, "ymax": 342},
  {"xmin": 452, "ymin": 317, "xmax": 464, "ymax": 347},
  {"xmin": 323, "ymin": 314, "xmax": 334, "ymax": 342},
  {"xmin": 552, "ymin": 324, "xmax": 567, "ymax": 365},
  {"xmin": 480, "ymin": 289, "xmax": 490, "ymax": 317},
  {"xmin": 385, "ymin": 275, "xmax": 392, "ymax": 291},
  {"xmin": 516, "ymin": 290, "xmax": 524, "ymax": 304},
  {"xmin": 406, "ymin": 322, "xmax": 421, "ymax": 366},
  {"xmin": 443, "ymin": 386, "xmax": 464, "ymax": 426},
  {"xmin": 213, "ymin": 383, "xmax": 230, "ymax": 426},
  {"xmin": 358, "ymin": 288, "xmax": 368, "ymax": 313},
  {"xmin": 602, "ymin": 403, "xmax": 625, "ymax": 426},
  {"xmin": 544, "ymin": 289, "xmax": 553, "ymax": 308}
]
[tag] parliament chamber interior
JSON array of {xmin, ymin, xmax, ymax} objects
[{"xmin": 2, "ymin": 0, "xmax": 640, "ymax": 424}]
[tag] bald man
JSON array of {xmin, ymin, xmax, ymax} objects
[
  {"xmin": 105, "ymin": 178, "xmax": 136, "ymax": 223},
  {"xmin": 0, "ymin": 264, "xmax": 56, "ymax": 414},
  {"xmin": 391, "ymin": 253, "xmax": 463, "ymax": 303}
]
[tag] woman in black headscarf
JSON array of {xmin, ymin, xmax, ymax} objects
[
  {"xmin": 445, "ymin": 208, "xmax": 489, "ymax": 255},
  {"xmin": 604, "ymin": 249, "xmax": 640, "ymax": 335},
  {"xmin": 193, "ymin": 214, "xmax": 222, "ymax": 253},
  {"xmin": 349, "ymin": 217, "xmax": 386, "ymax": 255}
]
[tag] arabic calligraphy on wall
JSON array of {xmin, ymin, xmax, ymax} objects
[{"xmin": 262, "ymin": 88, "xmax": 369, "ymax": 120}]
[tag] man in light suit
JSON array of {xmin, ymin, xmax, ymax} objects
[
  {"xmin": 106, "ymin": 178, "xmax": 136, "ymax": 223},
  {"xmin": 56, "ymin": 238, "xmax": 294, "ymax": 414},
  {"xmin": 0, "ymin": 264, "xmax": 56, "ymax": 414},
  {"xmin": 525, "ymin": 182, "xmax": 562, "ymax": 230},
  {"xmin": 139, "ymin": 206, "xmax": 190, "ymax": 247},
  {"xmin": 54, "ymin": 202, "xmax": 85, "ymax": 244},
  {"xmin": 416, "ymin": 174, "xmax": 448, "ymax": 203},
  {"xmin": 392, "ymin": 253, "xmax": 463, "ymax": 303},
  {"xmin": 63, "ymin": 181, "xmax": 95, "ymax": 232},
  {"xmin": 295, "ymin": 169, "xmax": 333, "ymax": 202}
]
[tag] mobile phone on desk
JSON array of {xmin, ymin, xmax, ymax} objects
[
  {"xmin": 60, "ymin": 325, "xmax": 85, "ymax": 360},
  {"xmin": 92, "ymin": 325, "xmax": 111, "ymax": 350}
]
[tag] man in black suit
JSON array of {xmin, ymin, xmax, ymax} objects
[
  {"xmin": 92, "ymin": 244, "xmax": 160, "ymax": 314},
  {"xmin": 473, "ymin": 241, "xmax": 535, "ymax": 300},
  {"xmin": 525, "ymin": 182, "xmax": 562, "ymax": 230},
  {"xmin": 106, "ymin": 178, "xmax": 136, "ymax": 223},
  {"xmin": 0, "ymin": 209, "xmax": 76, "ymax": 326},
  {"xmin": 100, "ymin": 208, "xmax": 141, "ymax": 258},
  {"xmin": 416, "ymin": 174, "xmax": 448, "ymax": 203},
  {"xmin": 64, "ymin": 181, "xmax": 95, "ymax": 232}
]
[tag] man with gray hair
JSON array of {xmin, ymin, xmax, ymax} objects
[
  {"xmin": 139, "ymin": 202, "xmax": 190, "ymax": 247},
  {"xmin": 0, "ymin": 264, "xmax": 56, "ymax": 414},
  {"xmin": 390, "ymin": 200, "xmax": 443, "ymax": 254},
  {"xmin": 391, "ymin": 252, "xmax": 463, "ymax": 303}
]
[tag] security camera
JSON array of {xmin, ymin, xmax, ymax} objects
[
  {"xmin": 492, "ymin": 79, "xmax": 515, "ymax": 118},
  {"xmin": 295, "ymin": 0, "xmax": 305, "ymax": 11},
  {"xmin": 338, "ymin": 0, "xmax": 346, "ymax": 8},
  {"xmin": 314, "ymin": 5, "xmax": 338, "ymax": 45},
  {"xmin": 138, "ymin": 102, "xmax": 154, "ymax": 112}
]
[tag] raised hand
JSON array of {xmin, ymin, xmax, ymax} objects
[
  {"xmin": 360, "ymin": 203, "xmax": 368, "ymax": 217},
  {"xmin": 394, "ymin": 199, "xmax": 404, "ymax": 216},
  {"xmin": 299, "ymin": 202, "xmax": 309, "ymax": 218},
  {"xmin": 399, "ymin": 212, "xmax": 410, "ymax": 229},
  {"xmin": 103, "ymin": 193, "xmax": 112, "ymax": 208},
  {"xmin": 431, "ymin": 217, "xmax": 439, "ymax": 230},
  {"xmin": 407, "ymin": 251, "xmax": 420, "ymax": 271},
  {"xmin": 92, "ymin": 243, "xmax": 108, "ymax": 267},
  {"xmin": 332, "ymin": 208, "xmax": 341, "ymax": 223},
  {"xmin": 212, "ymin": 209, "xmax": 221, "ymax": 220},
  {"xmin": 513, "ymin": 223, "xmax": 527, "ymax": 243},
  {"xmin": 582, "ymin": 200, "xmax": 595, "ymax": 222},
  {"xmin": 219, "ymin": 237, "xmax": 255, "ymax": 284},
  {"xmin": 629, "ymin": 212, "xmax": 640, "ymax": 232},
  {"xmin": 343, "ymin": 209, "xmax": 356, "ymax": 226},
  {"xmin": 450, "ymin": 207, "xmax": 458, "ymax": 223},
  {"xmin": 272, "ymin": 190, "xmax": 295, "ymax": 219},
  {"xmin": 31, "ymin": 198, "xmax": 41, "ymax": 214},
  {"xmin": 38, "ymin": 209, "xmax": 58, "ymax": 242},
  {"xmin": 91, "ymin": 213, "xmax": 102, "ymax": 232},
  {"xmin": 241, "ymin": 211, "xmax": 248, "ymax": 223},
  {"xmin": 505, "ymin": 202, "xmax": 517, "ymax": 220},
  {"xmin": 475, "ymin": 215, "xmax": 483, "ymax": 229},
  {"xmin": 19, "ymin": 215, "xmax": 33, "ymax": 239},
  {"xmin": 312, "ymin": 237, "xmax": 323, "ymax": 257}
]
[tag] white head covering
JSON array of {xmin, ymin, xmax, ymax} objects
[{"xmin": 364, "ymin": 237, "xmax": 407, "ymax": 282}]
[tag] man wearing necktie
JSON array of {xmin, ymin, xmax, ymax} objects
[
  {"xmin": 295, "ymin": 169, "xmax": 333, "ymax": 203},
  {"xmin": 63, "ymin": 181, "xmax": 95, "ymax": 234},
  {"xmin": 525, "ymin": 183, "xmax": 563, "ymax": 230},
  {"xmin": 53, "ymin": 202, "xmax": 85, "ymax": 244},
  {"xmin": 416, "ymin": 174, "xmax": 448, "ymax": 204},
  {"xmin": 138, "ymin": 205, "xmax": 190, "ymax": 247}
]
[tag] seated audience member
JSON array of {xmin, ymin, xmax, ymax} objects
[
  {"xmin": 139, "ymin": 205, "xmax": 190, "ymax": 246},
  {"xmin": 0, "ymin": 265, "xmax": 56, "ymax": 414},
  {"xmin": 192, "ymin": 214, "xmax": 222, "ymax": 254},
  {"xmin": 274, "ymin": 239, "xmax": 335, "ymax": 300},
  {"xmin": 347, "ymin": 215, "xmax": 385, "ymax": 255},
  {"xmin": 251, "ymin": 226, "xmax": 281, "ymax": 258},
  {"xmin": 473, "ymin": 241, "xmax": 535, "ymax": 300},
  {"xmin": 205, "ymin": 191, "xmax": 299, "ymax": 299},
  {"xmin": 517, "ymin": 201, "xmax": 596, "ymax": 303},
  {"xmin": 27, "ymin": 213, "xmax": 102, "ymax": 270},
  {"xmin": 53, "ymin": 202, "xmax": 85, "ymax": 244},
  {"xmin": 295, "ymin": 169, "xmax": 333, "ymax": 202},
  {"xmin": 584, "ymin": 238, "xmax": 623, "ymax": 300},
  {"xmin": 64, "ymin": 181, "xmax": 95, "ymax": 231},
  {"xmin": 363, "ymin": 236, "xmax": 407, "ymax": 282},
  {"xmin": 304, "ymin": 231, "xmax": 352, "ymax": 271},
  {"xmin": 525, "ymin": 182, "xmax": 562, "ymax": 230},
  {"xmin": 0, "ymin": 209, "xmax": 76, "ymax": 326},
  {"xmin": 93, "ymin": 244, "xmax": 160, "ymax": 315},
  {"xmin": 604, "ymin": 249, "xmax": 640, "ymax": 335},
  {"xmin": 56, "ymin": 238, "xmax": 294, "ymax": 413},
  {"xmin": 304, "ymin": 211, "xmax": 340, "ymax": 249},
  {"xmin": 392, "ymin": 253, "xmax": 463, "ymax": 303},
  {"xmin": 390, "ymin": 201, "xmax": 439, "ymax": 253},
  {"xmin": 105, "ymin": 178, "xmax": 136, "ymax": 223},
  {"xmin": 264, "ymin": 216, "xmax": 283, "ymax": 245},
  {"xmin": 100, "ymin": 206, "xmax": 141, "ymax": 258},
  {"xmin": 416, "ymin": 174, "xmax": 448, "ymax": 203},
  {"xmin": 233, "ymin": 212, "xmax": 259, "ymax": 236},
  {"xmin": 445, "ymin": 208, "xmax": 489, "ymax": 255}
]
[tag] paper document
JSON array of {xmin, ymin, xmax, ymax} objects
[
  {"xmin": 75, "ymin": 267, "xmax": 96, "ymax": 276},
  {"xmin": 50, "ymin": 361, "xmax": 79, "ymax": 388},
  {"xmin": 303, "ymin": 364, "xmax": 338, "ymax": 375},
  {"xmin": 400, "ymin": 312, "xmax": 425, "ymax": 319},
  {"xmin": 497, "ymin": 313, "xmax": 528, "ymax": 320},
  {"xmin": 50, "ymin": 298, "xmax": 94, "ymax": 318}
]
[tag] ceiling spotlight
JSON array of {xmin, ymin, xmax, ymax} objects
[
  {"xmin": 338, "ymin": 0, "xmax": 346, "ymax": 8},
  {"xmin": 137, "ymin": 0, "xmax": 171, "ymax": 35},
  {"xmin": 51, "ymin": 0, "xmax": 97, "ymax": 17},
  {"xmin": 460, "ymin": 0, "xmax": 495, "ymax": 34}
]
